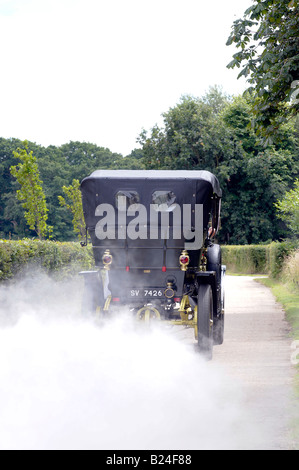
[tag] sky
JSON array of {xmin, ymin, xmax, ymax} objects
[{"xmin": 0, "ymin": 0, "xmax": 251, "ymax": 156}]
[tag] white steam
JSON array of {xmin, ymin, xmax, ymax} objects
[{"xmin": 0, "ymin": 273, "xmax": 263, "ymax": 450}]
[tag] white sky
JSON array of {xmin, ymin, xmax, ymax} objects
[{"xmin": 0, "ymin": 0, "xmax": 251, "ymax": 156}]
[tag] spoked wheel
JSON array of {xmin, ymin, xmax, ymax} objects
[
  {"xmin": 213, "ymin": 265, "xmax": 226, "ymax": 345},
  {"xmin": 197, "ymin": 284, "xmax": 214, "ymax": 360},
  {"xmin": 207, "ymin": 244, "xmax": 224, "ymax": 345},
  {"xmin": 137, "ymin": 305, "xmax": 161, "ymax": 322}
]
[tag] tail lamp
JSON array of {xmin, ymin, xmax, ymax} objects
[
  {"xmin": 102, "ymin": 249, "xmax": 113, "ymax": 270},
  {"xmin": 179, "ymin": 250, "xmax": 190, "ymax": 271}
]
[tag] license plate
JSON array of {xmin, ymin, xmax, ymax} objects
[{"xmin": 129, "ymin": 289, "xmax": 164, "ymax": 298}]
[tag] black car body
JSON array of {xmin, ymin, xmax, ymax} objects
[{"xmin": 80, "ymin": 170, "xmax": 225, "ymax": 358}]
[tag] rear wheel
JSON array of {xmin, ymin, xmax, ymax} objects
[
  {"xmin": 197, "ymin": 284, "xmax": 214, "ymax": 360},
  {"xmin": 214, "ymin": 265, "xmax": 226, "ymax": 345},
  {"xmin": 213, "ymin": 312, "xmax": 224, "ymax": 345},
  {"xmin": 207, "ymin": 244, "xmax": 225, "ymax": 345}
]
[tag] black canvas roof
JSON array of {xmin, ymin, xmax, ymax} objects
[
  {"xmin": 81, "ymin": 169, "xmax": 222, "ymax": 261},
  {"xmin": 82, "ymin": 170, "xmax": 222, "ymax": 198}
]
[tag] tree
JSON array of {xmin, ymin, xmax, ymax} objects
[
  {"xmin": 275, "ymin": 179, "xmax": 299, "ymax": 236},
  {"xmin": 226, "ymin": 0, "xmax": 299, "ymax": 143},
  {"xmin": 58, "ymin": 179, "xmax": 86, "ymax": 240},
  {"xmin": 138, "ymin": 89, "xmax": 232, "ymax": 171},
  {"xmin": 0, "ymin": 138, "xmax": 146, "ymax": 240},
  {"xmin": 0, "ymin": 138, "xmax": 24, "ymax": 237},
  {"xmin": 138, "ymin": 91, "xmax": 299, "ymax": 244},
  {"xmin": 10, "ymin": 141, "xmax": 52, "ymax": 240},
  {"xmin": 220, "ymin": 147, "xmax": 297, "ymax": 244}
]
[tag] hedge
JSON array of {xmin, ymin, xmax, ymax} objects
[
  {"xmin": 267, "ymin": 240, "xmax": 299, "ymax": 279},
  {"xmin": 281, "ymin": 249, "xmax": 299, "ymax": 291},
  {"xmin": 222, "ymin": 240, "xmax": 299, "ymax": 277},
  {"xmin": 222, "ymin": 245, "xmax": 268, "ymax": 274},
  {"xmin": 0, "ymin": 239, "xmax": 94, "ymax": 281},
  {"xmin": 1, "ymin": 239, "xmax": 298, "ymax": 282}
]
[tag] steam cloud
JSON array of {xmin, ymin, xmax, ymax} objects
[{"xmin": 0, "ymin": 272, "xmax": 264, "ymax": 450}]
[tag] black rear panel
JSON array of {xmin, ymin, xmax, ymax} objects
[
  {"xmin": 108, "ymin": 269, "xmax": 185, "ymax": 302},
  {"xmin": 81, "ymin": 170, "xmax": 222, "ymax": 270}
]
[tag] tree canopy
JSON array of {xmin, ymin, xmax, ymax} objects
[
  {"xmin": 58, "ymin": 179, "xmax": 86, "ymax": 241},
  {"xmin": 138, "ymin": 87, "xmax": 299, "ymax": 244},
  {"xmin": 0, "ymin": 139, "xmax": 144, "ymax": 240},
  {"xmin": 275, "ymin": 179, "xmax": 299, "ymax": 235},
  {"xmin": 1, "ymin": 88, "xmax": 298, "ymax": 244},
  {"xmin": 226, "ymin": 0, "xmax": 299, "ymax": 143},
  {"xmin": 10, "ymin": 142, "xmax": 52, "ymax": 240}
]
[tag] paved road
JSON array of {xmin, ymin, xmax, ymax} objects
[
  {"xmin": 174, "ymin": 275, "xmax": 297, "ymax": 449},
  {"xmin": 1, "ymin": 273, "xmax": 297, "ymax": 449},
  {"xmin": 213, "ymin": 275, "xmax": 297, "ymax": 450}
]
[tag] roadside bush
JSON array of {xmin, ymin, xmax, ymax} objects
[
  {"xmin": 0, "ymin": 240, "xmax": 94, "ymax": 281},
  {"xmin": 267, "ymin": 241, "xmax": 299, "ymax": 279},
  {"xmin": 222, "ymin": 241, "xmax": 299, "ymax": 278},
  {"xmin": 281, "ymin": 249, "xmax": 299, "ymax": 291},
  {"xmin": 222, "ymin": 245, "xmax": 268, "ymax": 274},
  {"xmin": 1, "ymin": 239, "xmax": 298, "ymax": 282}
]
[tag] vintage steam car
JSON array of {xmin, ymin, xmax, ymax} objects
[{"xmin": 80, "ymin": 170, "xmax": 225, "ymax": 358}]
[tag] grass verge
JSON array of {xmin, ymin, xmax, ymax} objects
[
  {"xmin": 256, "ymin": 278, "xmax": 299, "ymax": 341},
  {"xmin": 256, "ymin": 277, "xmax": 299, "ymax": 448}
]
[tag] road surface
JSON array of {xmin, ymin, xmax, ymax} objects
[
  {"xmin": 213, "ymin": 275, "xmax": 297, "ymax": 449},
  {"xmin": 0, "ymin": 273, "xmax": 297, "ymax": 450},
  {"xmin": 174, "ymin": 275, "xmax": 298, "ymax": 449}
]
